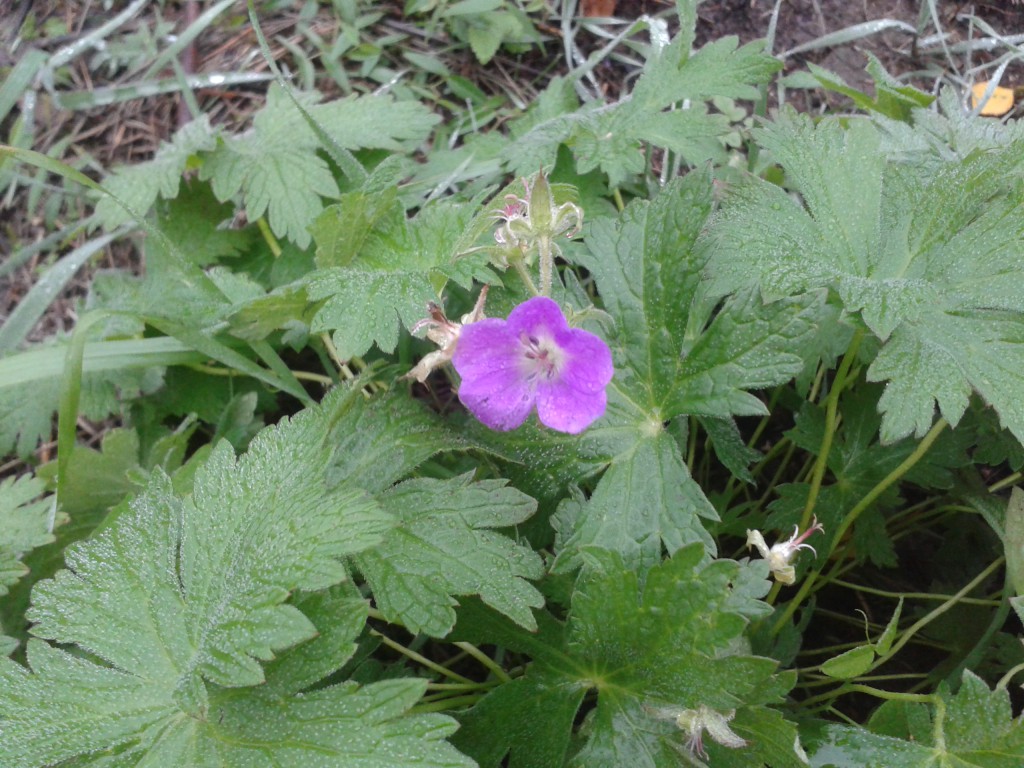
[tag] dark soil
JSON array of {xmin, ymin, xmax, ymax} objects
[{"xmin": 691, "ymin": 0, "xmax": 1024, "ymax": 99}]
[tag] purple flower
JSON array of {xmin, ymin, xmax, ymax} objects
[{"xmin": 452, "ymin": 296, "xmax": 613, "ymax": 434}]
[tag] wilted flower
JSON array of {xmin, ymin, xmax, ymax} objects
[
  {"xmin": 490, "ymin": 170, "xmax": 583, "ymax": 295},
  {"xmin": 647, "ymin": 704, "xmax": 747, "ymax": 761},
  {"xmin": 678, "ymin": 706, "xmax": 747, "ymax": 759},
  {"xmin": 746, "ymin": 517, "xmax": 824, "ymax": 585},
  {"xmin": 452, "ymin": 296, "xmax": 613, "ymax": 434},
  {"xmin": 493, "ymin": 198, "xmax": 529, "ymax": 252},
  {"xmin": 405, "ymin": 287, "xmax": 489, "ymax": 384}
]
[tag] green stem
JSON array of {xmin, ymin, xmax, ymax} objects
[
  {"xmin": 990, "ymin": 471, "xmax": 1022, "ymax": 493},
  {"xmin": 257, "ymin": 217, "xmax": 282, "ymax": 258},
  {"xmin": 454, "ymin": 641, "xmax": 512, "ymax": 683},
  {"xmin": 320, "ymin": 333, "xmax": 361, "ymax": 384},
  {"xmin": 369, "ymin": 629, "xmax": 475, "ymax": 685},
  {"xmin": 944, "ymin": 567, "xmax": 1012, "ymax": 687},
  {"xmin": 800, "ymin": 681, "xmax": 937, "ymax": 710},
  {"xmin": 770, "ymin": 417, "xmax": 949, "ymax": 634},
  {"xmin": 830, "ymin": 578, "xmax": 999, "ymax": 606},
  {"xmin": 831, "ymin": 581, "xmax": 999, "ymax": 606},
  {"xmin": 188, "ymin": 363, "xmax": 333, "ymax": 387},
  {"xmin": 291, "ymin": 370, "xmax": 335, "ymax": 386},
  {"xmin": 412, "ymin": 694, "xmax": 487, "ymax": 714},
  {"xmin": 424, "ymin": 681, "xmax": 499, "ymax": 691},
  {"xmin": 846, "ymin": 685, "xmax": 938, "ymax": 706},
  {"xmin": 833, "ymin": 417, "xmax": 949, "ymax": 549},
  {"xmin": 871, "ymin": 557, "xmax": 1004, "ymax": 674},
  {"xmin": 997, "ymin": 660, "xmax": 1024, "ymax": 690},
  {"xmin": 537, "ymin": 235, "xmax": 553, "ymax": 296},
  {"xmin": 798, "ymin": 672, "xmax": 927, "ymax": 689},
  {"xmin": 800, "ymin": 330, "xmax": 863, "ymax": 531},
  {"xmin": 511, "ymin": 258, "xmax": 540, "ymax": 296}
]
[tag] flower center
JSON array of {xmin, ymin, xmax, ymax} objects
[{"xmin": 520, "ymin": 332, "xmax": 565, "ymax": 383}]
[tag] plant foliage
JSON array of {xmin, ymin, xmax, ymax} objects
[{"xmin": 2, "ymin": 1, "xmax": 1024, "ymax": 766}]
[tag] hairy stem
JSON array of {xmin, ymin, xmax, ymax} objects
[{"xmin": 537, "ymin": 235, "xmax": 553, "ymax": 296}]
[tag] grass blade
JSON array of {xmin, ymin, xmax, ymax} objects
[
  {"xmin": 247, "ymin": 0, "xmax": 368, "ymax": 183},
  {"xmin": 56, "ymin": 313, "xmax": 110, "ymax": 506},
  {"xmin": 55, "ymin": 72, "xmax": 274, "ymax": 110},
  {"xmin": 0, "ymin": 337, "xmax": 203, "ymax": 389},
  {"xmin": 138, "ymin": 0, "xmax": 237, "ymax": 80},
  {"xmin": 0, "ymin": 216, "xmax": 96, "ymax": 280},
  {"xmin": 783, "ymin": 19, "xmax": 917, "ymax": 57},
  {"xmin": 0, "ymin": 49, "xmax": 48, "ymax": 126},
  {"xmin": 0, "ymin": 227, "xmax": 131, "ymax": 354}
]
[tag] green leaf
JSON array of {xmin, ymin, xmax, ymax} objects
[
  {"xmin": 1, "ymin": 591, "xmax": 472, "ymax": 767},
  {"xmin": 808, "ymin": 723, "xmax": 934, "ymax": 767},
  {"xmin": 226, "ymin": 283, "xmax": 312, "ymax": 342},
  {"xmin": 820, "ymin": 646, "xmax": 875, "ymax": 680},
  {"xmin": 327, "ymin": 385, "xmax": 461, "ymax": 494},
  {"xmin": 3, "ymin": 424, "xmax": 205, "ymax": 654},
  {"xmin": 552, "ymin": 429, "xmax": 717, "ymax": 572},
  {"xmin": 39, "ymin": 428, "xmax": 142, "ymax": 518},
  {"xmin": 356, "ymin": 473, "xmax": 543, "ymax": 636},
  {"xmin": 310, "ymin": 180, "xmax": 403, "ymax": 269},
  {"xmin": 499, "ymin": 77, "xmax": 580, "ymax": 175},
  {"xmin": 543, "ymin": 173, "xmax": 821, "ymax": 569},
  {"xmin": 666, "ymin": 288, "xmax": 823, "ymax": 419},
  {"xmin": 198, "ymin": 86, "xmax": 438, "ymax": 250},
  {"xmin": 808, "ymin": 671, "xmax": 1024, "ymax": 767},
  {"xmin": 0, "ymin": 392, "xmax": 494, "ymax": 766},
  {"xmin": 501, "ymin": 30, "xmax": 779, "ymax": 184},
  {"xmin": 309, "ymin": 197, "xmax": 493, "ymax": 359},
  {"xmin": 1007, "ymin": 489, "xmax": 1024, "ymax": 596},
  {"xmin": 870, "ymin": 311, "xmax": 1024, "ymax": 444},
  {"xmin": 202, "ymin": 85, "xmax": 338, "ymax": 250},
  {"xmin": 0, "ymin": 475, "xmax": 57, "ymax": 599},
  {"xmin": 313, "ymin": 93, "xmax": 440, "ymax": 152},
  {"xmin": 584, "ymin": 35, "xmax": 779, "ymax": 185},
  {"xmin": 94, "ymin": 116, "xmax": 218, "ymax": 229},
  {"xmin": 878, "ymin": 88, "xmax": 1024, "ymax": 162},
  {"xmin": 452, "ymin": 671, "xmax": 585, "ymax": 767},
  {"xmin": 945, "ymin": 671, "xmax": 1024, "ymax": 760},
  {"xmin": 875, "ymin": 597, "xmax": 904, "ymax": 656},
  {"xmin": 26, "ymin": 390, "xmax": 392, "ymax": 689},
  {"xmin": 583, "ymin": 172, "xmax": 713, "ymax": 410},
  {"xmin": 634, "ymin": 35, "xmax": 780, "ymax": 107},
  {"xmin": 150, "ymin": 179, "xmax": 253, "ymax": 267},
  {"xmin": 807, "ymin": 53, "xmax": 933, "ymax": 121},
  {"xmin": 706, "ymin": 109, "xmax": 1024, "ymax": 443},
  {"xmin": 455, "ymin": 547, "xmax": 794, "ymax": 768},
  {"xmin": 700, "ymin": 416, "xmax": 762, "ymax": 483}
]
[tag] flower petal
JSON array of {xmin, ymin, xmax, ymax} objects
[
  {"xmin": 452, "ymin": 319, "xmax": 514, "ymax": 376},
  {"xmin": 536, "ymin": 378, "xmax": 607, "ymax": 434},
  {"xmin": 506, "ymin": 296, "xmax": 569, "ymax": 338},
  {"xmin": 453, "ymin": 319, "xmax": 534, "ymax": 431},
  {"xmin": 555, "ymin": 327, "xmax": 614, "ymax": 394}
]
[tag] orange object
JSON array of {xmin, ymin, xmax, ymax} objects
[
  {"xmin": 581, "ymin": 0, "xmax": 617, "ymax": 16},
  {"xmin": 971, "ymin": 83, "xmax": 1015, "ymax": 116}
]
